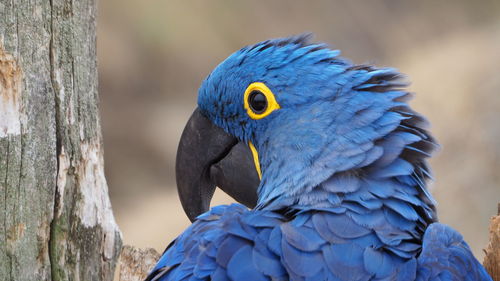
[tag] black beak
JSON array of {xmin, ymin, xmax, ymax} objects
[{"xmin": 176, "ymin": 108, "xmax": 260, "ymax": 222}]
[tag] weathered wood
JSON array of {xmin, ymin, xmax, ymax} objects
[
  {"xmin": 484, "ymin": 204, "xmax": 500, "ymax": 281},
  {"xmin": 118, "ymin": 245, "xmax": 160, "ymax": 281},
  {"xmin": 0, "ymin": 0, "xmax": 122, "ymax": 280}
]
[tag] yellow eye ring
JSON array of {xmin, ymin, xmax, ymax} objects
[{"xmin": 243, "ymin": 82, "xmax": 280, "ymax": 120}]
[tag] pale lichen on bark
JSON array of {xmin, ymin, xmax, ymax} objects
[
  {"xmin": 77, "ymin": 140, "xmax": 120, "ymax": 261},
  {"xmin": 0, "ymin": 45, "xmax": 23, "ymax": 138}
]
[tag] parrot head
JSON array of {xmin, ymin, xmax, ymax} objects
[{"xmin": 176, "ymin": 34, "xmax": 436, "ymax": 221}]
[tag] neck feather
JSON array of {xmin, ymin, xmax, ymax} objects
[{"xmin": 255, "ymin": 66, "xmax": 438, "ymax": 230}]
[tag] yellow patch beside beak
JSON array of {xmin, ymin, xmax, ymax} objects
[{"xmin": 248, "ymin": 141, "xmax": 262, "ymax": 180}]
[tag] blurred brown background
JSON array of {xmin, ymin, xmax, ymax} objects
[{"xmin": 98, "ymin": 0, "xmax": 500, "ymax": 259}]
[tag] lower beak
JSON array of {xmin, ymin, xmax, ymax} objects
[{"xmin": 175, "ymin": 108, "xmax": 260, "ymax": 222}]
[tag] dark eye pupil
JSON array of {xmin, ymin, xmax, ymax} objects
[{"xmin": 249, "ymin": 90, "xmax": 267, "ymax": 113}]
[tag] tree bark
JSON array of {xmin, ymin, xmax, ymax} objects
[
  {"xmin": 117, "ymin": 245, "xmax": 160, "ymax": 281},
  {"xmin": 484, "ymin": 204, "xmax": 500, "ymax": 281},
  {"xmin": 0, "ymin": 0, "xmax": 122, "ymax": 280}
]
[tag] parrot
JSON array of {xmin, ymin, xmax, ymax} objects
[{"xmin": 146, "ymin": 35, "xmax": 492, "ymax": 281}]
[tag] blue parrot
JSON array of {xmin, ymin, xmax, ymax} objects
[{"xmin": 146, "ymin": 35, "xmax": 492, "ymax": 281}]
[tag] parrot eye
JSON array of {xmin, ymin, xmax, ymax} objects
[
  {"xmin": 243, "ymin": 82, "xmax": 281, "ymax": 120},
  {"xmin": 248, "ymin": 90, "xmax": 267, "ymax": 114}
]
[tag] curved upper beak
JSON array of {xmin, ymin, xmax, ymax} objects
[{"xmin": 176, "ymin": 108, "xmax": 260, "ymax": 222}]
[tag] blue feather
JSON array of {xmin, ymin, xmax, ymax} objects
[
  {"xmin": 193, "ymin": 253, "xmax": 215, "ymax": 278},
  {"xmin": 373, "ymin": 136, "xmax": 408, "ymax": 168},
  {"xmin": 147, "ymin": 36, "xmax": 491, "ymax": 281},
  {"xmin": 252, "ymin": 247, "xmax": 286, "ymax": 277},
  {"xmin": 267, "ymin": 226, "xmax": 283, "ymax": 256},
  {"xmin": 322, "ymin": 173, "xmax": 361, "ymax": 193},
  {"xmin": 281, "ymin": 222, "xmax": 325, "ymax": 251},
  {"xmin": 327, "ymin": 214, "xmax": 371, "ymax": 238},
  {"xmin": 281, "ymin": 237, "xmax": 323, "ymax": 277},
  {"xmin": 215, "ymin": 236, "xmax": 249, "ymax": 268},
  {"xmin": 349, "ymin": 209, "xmax": 387, "ymax": 228},
  {"xmin": 365, "ymin": 179, "xmax": 397, "ymax": 198},
  {"xmin": 343, "ymin": 201, "xmax": 371, "ymax": 214},
  {"xmin": 395, "ymin": 258, "xmax": 417, "ymax": 281},
  {"xmin": 223, "ymin": 217, "xmax": 254, "ymax": 240},
  {"xmin": 357, "ymin": 145, "xmax": 384, "ymax": 168},
  {"xmin": 311, "ymin": 213, "xmax": 349, "ymax": 244},
  {"xmin": 384, "ymin": 208, "xmax": 416, "ymax": 231},
  {"xmin": 227, "ymin": 245, "xmax": 267, "ymax": 281},
  {"xmin": 372, "ymin": 158, "xmax": 414, "ymax": 178},
  {"xmin": 363, "ymin": 247, "xmax": 397, "ymax": 278},
  {"xmin": 211, "ymin": 266, "xmax": 229, "ymax": 281},
  {"xmin": 323, "ymin": 243, "xmax": 372, "ymax": 280},
  {"xmin": 384, "ymin": 199, "xmax": 419, "ymax": 221}
]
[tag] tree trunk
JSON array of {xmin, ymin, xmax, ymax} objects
[
  {"xmin": 484, "ymin": 204, "xmax": 500, "ymax": 281},
  {"xmin": 0, "ymin": 0, "xmax": 122, "ymax": 280}
]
